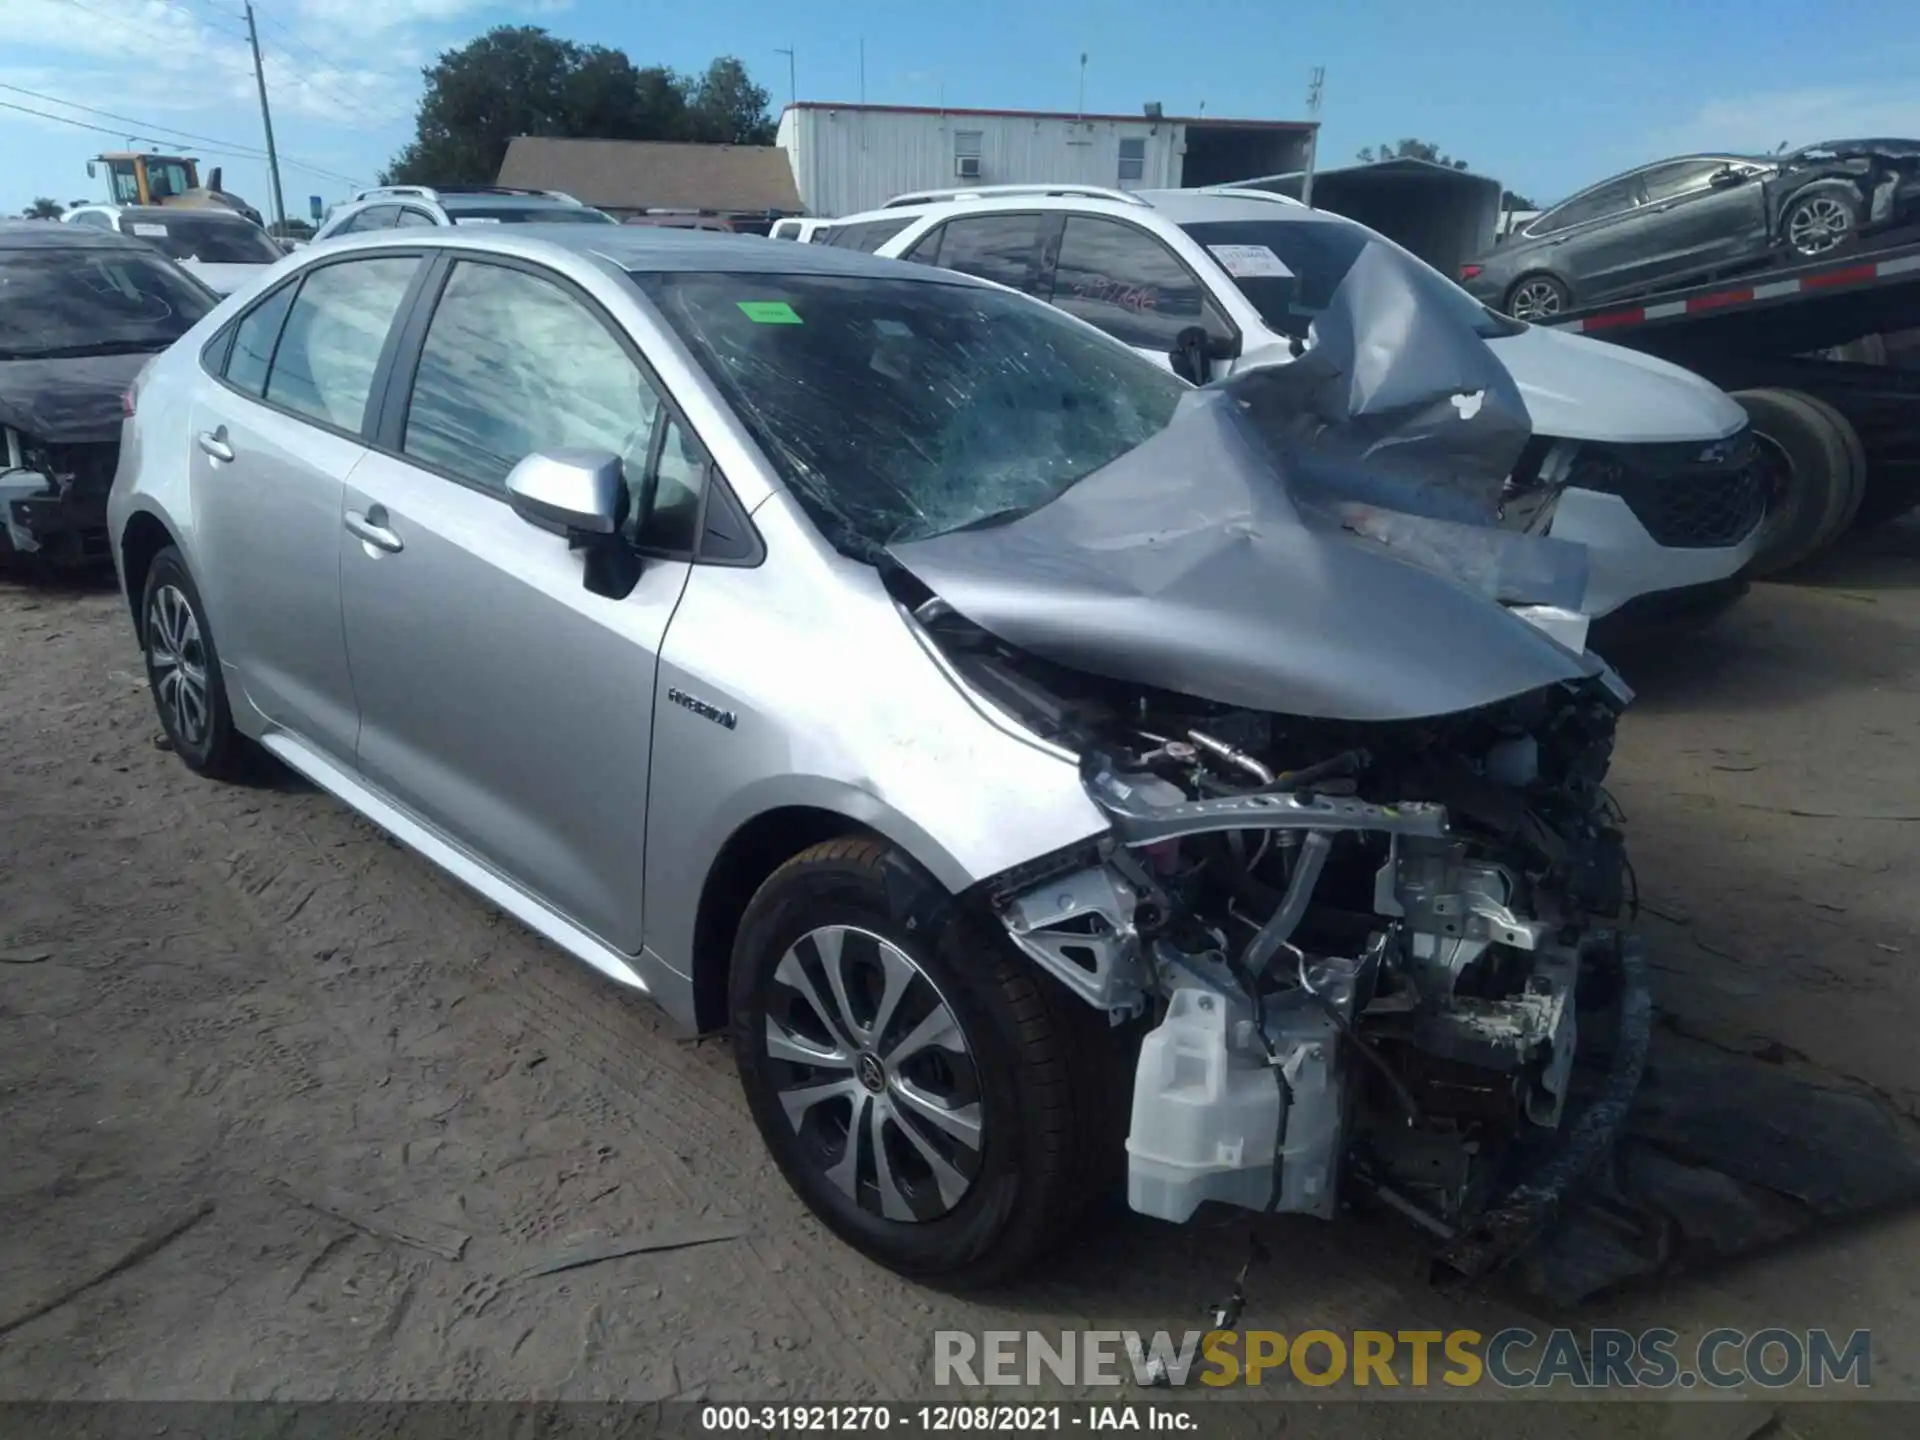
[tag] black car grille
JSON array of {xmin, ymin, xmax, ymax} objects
[{"xmin": 1567, "ymin": 430, "xmax": 1768, "ymax": 549}]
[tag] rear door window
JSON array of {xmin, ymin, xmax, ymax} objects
[
  {"xmin": 1045, "ymin": 216, "xmax": 1212, "ymax": 349},
  {"xmin": 264, "ymin": 256, "xmax": 419, "ymax": 433},
  {"xmin": 906, "ymin": 213, "xmax": 1046, "ymax": 290}
]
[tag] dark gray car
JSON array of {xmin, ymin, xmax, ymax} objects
[{"xmin": 1462, "ymin": 140, "xmax": 1920, "ymax": 319}]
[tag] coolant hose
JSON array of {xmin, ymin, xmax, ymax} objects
[{"xmin": 1243, "ymin": 830, "xmax": 1332, "ymax": 977}]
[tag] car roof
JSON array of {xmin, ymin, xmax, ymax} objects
[
  {"xmin": 842, "ymin": 187, "xmax": 1342, "ymax": 230},
  {"xmin": 308, "ymin": 224, "xmax": 994, "ymax": 283},
  {"xmin": 0, "ymin": 220, "xmax": 152, "ymax": 252},
  {"xmin": 438, "ymin": 192, "xmax": 580, "ymax": 211}
]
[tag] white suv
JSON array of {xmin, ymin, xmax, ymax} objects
[
  {"xmin": 312, "ymin": 186, "xmax": 617, "ymax": 240},
  {"xmin": 835, "ymin": 185, "xmax": 1768, "ymax": 631}
]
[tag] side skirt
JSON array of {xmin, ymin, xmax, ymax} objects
[{"xmin": 255, "ymin": 728, "xmax": 699, "ymax": 1030}]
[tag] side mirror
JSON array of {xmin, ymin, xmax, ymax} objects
[
  {"xmin": 1709, "ymin": 166, "xmax": 1746, "ymax": 189},
  {"xmin": 86, "ymin": 161, "xmax": 97, "ymax": 180},
  {"xmin": 505, "ymin": 449, "xmax": 625, "ymax": 538},
  {"xmin": 1170, "ymin": 326, "xmax": 1211, "ymax": 384}
]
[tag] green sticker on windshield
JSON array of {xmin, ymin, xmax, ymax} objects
[{"xmin": 737, "ymin": 300, "xmax": 802, "ymax": 324}]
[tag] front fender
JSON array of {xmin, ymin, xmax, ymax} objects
[{"xmin": 642, "ymin": 500, "xmax": 1111, "ymax": 978}]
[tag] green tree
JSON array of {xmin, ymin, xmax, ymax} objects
[
  {"xmin": 383, "ymin": 26, "xmax": 776, "ymax": 185},
  {"xmin": 684, "ymin": 57, "xmax": 776, "ymax": 145},
  {"xmin": 1501, "ymin": 189, "xmax": 1536, "ymax": 211},
  {"xmin": 20, "ymin": 197, "xmax": 63, "ymax": 219},
  {"xmin": 1357, "ymin": 139, "xmax": 1470, "ymax": 171}
]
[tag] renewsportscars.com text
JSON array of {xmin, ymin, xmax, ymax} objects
[{"xmin": 934, "ymin": 1327, "xmax": 1873, "ymax": 1390}]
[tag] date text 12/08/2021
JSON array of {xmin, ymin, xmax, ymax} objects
[{"xmin": 699, "ymin": 1405, "xmax": 1197, "ymax": 1432}]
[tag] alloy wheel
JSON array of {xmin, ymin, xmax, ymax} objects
[
  {"xmin": 1510, "ymin": 278, "xmax": 1565, "ymax": 321},
  {"xmin": 1787, "ymin": 196, "xmax": 1850, "ymax": 255},
  {"xmin": 762, "ymin": 925, "xmax": 984, "ymax": 1223},
  {"xmin": 148, "ymin": 583, "xmax": 210, "ymax": 748}
]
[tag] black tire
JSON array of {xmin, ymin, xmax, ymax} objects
[
  {"xmin": 731, "ymin": 837, "xmax": 1122, "ymax": 1286},
  {"xmin": 1505, "ymin": 272, "xmax": 1571, "ymax": 321},
  {"xmin": 140, "ymin": 545, "xmax": 251, "ymax": 779},
  {"xmin": 1731, "ymin": 388, "xmax": 1856, "ymax": 576},
  {"xmin": 1787, "ymin": 390, "xmax": 1867, "ymax": 552},
  {"xmin": 1780, "ymin": 184, "xmax": 1862, "ymax": 259}
]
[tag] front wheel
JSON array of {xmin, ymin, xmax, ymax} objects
[
  {"xmin": 1507, "ymin": 273, "xmax": 1571, "ymax": 321},
  {"xmin": 730, "ymin": 838, "xmax": 1119, "ymax": 1286},
  {"xmin": 1782, "ymin": 187, "xmax": 1860, "ymax": 258}
]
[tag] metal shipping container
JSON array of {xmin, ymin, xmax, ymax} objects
[{"xmin": 777, "ymin": 103, "xmax": 1313, "ymax": 218}]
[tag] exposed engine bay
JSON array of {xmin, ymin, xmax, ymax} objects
[{"xmin": 920, "ymin": 597, "xmax": 1645, "ymax": 1267}]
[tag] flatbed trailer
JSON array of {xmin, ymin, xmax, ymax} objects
[{"xmin": 1545, "ymin": 226, "xmax": 1920, "ymax": 568}]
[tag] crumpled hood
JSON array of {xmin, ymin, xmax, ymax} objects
[
  {"xmin": 0, "ymin": 351, "xmax": 153, "ymax": 444},
  {"xmin": 1484, "ymin": 322, "xmax": 1748, "ymax": 444},
  {"xmin": 890, "ymin": 390, "xmax": 1601, "ymax": 724}
]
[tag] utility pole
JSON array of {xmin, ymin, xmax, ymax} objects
[
  {"xmin": 244, "ymin": 2, "xmax": 286, "ymax": 233},
  {"xmin": 1076, "ymin": 53, "xmax": 1088, "ymax": 120},
  {"xmin": 859, "ymin": 39, "xmax": 866, "ymax": 105},
  {"xmin": 774, "ymin": 47, "xmax": 796, "ymax": 110},
  {"xmin": 1301, "ymin": 66, "xmax": 1325, "ymax": 208}
]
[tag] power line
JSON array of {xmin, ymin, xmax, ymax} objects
[
  {"xmin": 0, "ymin": 96, "xmax": 365, "ymax": 188},
  {"xmin": 0, "ymin": 81, "xmax": 366, "ymax": 186},
  {"xmin": 154, "ymin": 0, "xmax": 249, "ymax": 40},
  {"xmin": 250, "ymin": 4, "xmax": 416, "ymax": 130},
  {"xmin": 51, "ymin": 0, "xmax": 240, "ymax": 47},
  {"xmin": 48, "ymin": 0, "xmax": 406, "ymax": 136},
  {"xmin": 257, "ymin": 41, "xmax": 414, "ymax": 132}
]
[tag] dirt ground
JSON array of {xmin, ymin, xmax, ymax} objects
[{"xmin": 6, "ymin": 526, "xmax": 1920, "ymax": 1436}]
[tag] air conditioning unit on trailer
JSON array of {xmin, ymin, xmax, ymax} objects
[{"xmin": 955, "ymin": 155, "xmax": 982, "ymax": 179}]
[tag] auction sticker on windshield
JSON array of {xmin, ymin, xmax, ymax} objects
[
  {"xmin": 1208, "ymin": 244, "xmax": 1293, "ymax": 279},
  {"xmin": 131, "ymin": 223, "xmax": 169, "ymax": 237},
  {"xmin": 738, "ymin": 300, "xmax": 803, "ymax": 324}
]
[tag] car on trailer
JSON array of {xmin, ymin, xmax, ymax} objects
[
  {"xmin": 1462, "ymin": 140, "xmax": 1920, "ymax": 322},
  {"xmin": 1541, "ymin": 225, "xmax": 1920, "ymax": 575}
]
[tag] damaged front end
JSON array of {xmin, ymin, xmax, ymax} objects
[
  {"xmin": 1, "ymin": 426, "xmax": 118, "ymax": 565},
  {"xmin": 885, "ymin": 287, "xmax": 1653, "ymax": 1270},
  {"xmin": 928, "ymin": 601, "xmax": 1644, "ymax": 1271}
]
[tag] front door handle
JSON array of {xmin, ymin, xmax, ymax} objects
[
  {"xmin": 344, "ymin": 507, "xmax": 403, "ymax": 554},
  {"xmin": 196, "ymin": 427, "xmax": 234, "ymax": 463}
]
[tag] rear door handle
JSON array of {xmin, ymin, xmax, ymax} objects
[
  {"xmin": 196, "ymin": 427, "xmax": 233, "ymax": 463},
  {"xmin": 344, "ymin": 506, "xmax": 403, "ymax": 554}
]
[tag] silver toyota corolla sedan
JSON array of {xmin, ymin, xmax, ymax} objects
[{"xmin": 111, "ymin": 227, "xmax": 1645, "ymax": 1286}]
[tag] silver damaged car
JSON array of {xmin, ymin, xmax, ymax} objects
[{"xmin": 111, "ymin": 226, "xmax": 1648, "ymax": 1284}]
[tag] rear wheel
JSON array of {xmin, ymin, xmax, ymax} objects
[
  {"xmin": 141, "ymin": 546, "xmax": 252, "ymax": 779},
  {"xmin": 730, "ymin": 838, "xmax": 1119, "ymax": 1286},
  {"xmin": 1507, "ymin": 273, "xmax": 1571, "ymax": 321},
  {"xmin": 1732, "ymin": 388, "xmax": 1860, "ymax": 576},
  {"xmin": 1788, "ymin": 391, "xmax": 1868, "ymax": 551}
]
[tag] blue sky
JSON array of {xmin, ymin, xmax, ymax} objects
[{"xmin": 4, "ymin": 0, "xmax": 1918, "ymax": 218}]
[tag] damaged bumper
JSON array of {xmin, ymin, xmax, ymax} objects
[
  {"xmin": 1, "ymin": 431, "xmax": 116, "ymax": 564},
  {"xmin": 969, "ymin": 659, "xmax": 1643, "ymax": 1261}
]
